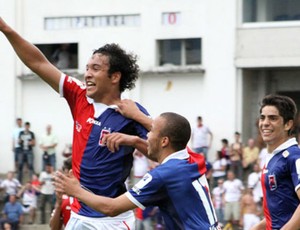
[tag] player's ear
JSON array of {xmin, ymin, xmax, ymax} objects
[
  {"xmin": 284, "ymin": 120, "xmax": 293, "ymax": 132},
  {"xmin": 111, "ymin": 72, "xmax": 121, "ymax": 83},
  {"xmin": 161, "ymin": 136, "xmax": 169, "ymax": 148}
]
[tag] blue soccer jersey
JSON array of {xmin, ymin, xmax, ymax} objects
[
  {"xmin": 126, "ymin": 149, "xmax": 219, "ymax": 230},
  {"xmin": 60, "ymin": 74, "xmax": 149, "ymax": 217},
  {"xmin": 261, "ymin": 138, "xmax": 300, "ymax": 230}
]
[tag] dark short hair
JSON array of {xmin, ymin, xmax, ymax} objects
[
  {"xmin": 93, "ymin": 43, "xmax": 139, "ymax": 93},
  {"xmin": 260, "ymin": 94, "xmax": 297, "ymax": 135},
  {"xmin": 159, "ymin": 112, "xmax": 191, "ymax": 151},
  {"xmin": 25, "ymin": 122, "xmax": 30, "ymax": 126},
  {"xmin": 221, "ymin": 138, "xmax": 228, "ymax": 145}
]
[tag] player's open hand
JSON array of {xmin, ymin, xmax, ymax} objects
[
  {"xmin": 116, "ymin": 99, "xmax": 139, "ymax": 119},
  {"xmin": 54, "ymin": 170, "xmax": 80, "ymax": 197}
]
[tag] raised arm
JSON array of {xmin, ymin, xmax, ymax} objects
[
  {"xmin": 54, "ymin": 170, "xmax": 137, "ymax": 216},
  {"xmin": 0, "ymin": 17, "xmax": 61, "ymax": 92}
]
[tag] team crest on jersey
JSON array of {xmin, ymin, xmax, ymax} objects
[
  {"xmin": 132, "ymin": 173, "xmax": 152, "ymax": 195},
  {"xmin": 282, "ymin": 150, "xmax": 289, "ymax": 158},
  {"xmin": 99, "ymin": 128, "xmax": 111, "ymax": 146},
  {"xmin": 268, "ymin": 174, "xmax": 277, "ymax": 191}
]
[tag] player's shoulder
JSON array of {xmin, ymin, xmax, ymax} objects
[
  {"xmin": 283, "ymin": 145, "xmax": 300, "ymax": 158},
  {"xmin": 135, "ymin": 102, "xmax": 150, "ymax": 116}
]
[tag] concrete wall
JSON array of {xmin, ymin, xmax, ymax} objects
[{"xmin": 236, "ymin": 25, "xmax": 300, "ymax": 67}]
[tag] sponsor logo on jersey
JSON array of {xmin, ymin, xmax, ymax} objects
[
  {"xmin": 99, "ymin": 128, "xmax": 111, "ymax": 146},
  {"xmin": 86, "ymin": 117, "xmax": 101, "ymax": 126},
  {"xmin": 75, "ymin": 121, "xmax": 82, "ymax": 132},
  {"xmin": 268, "ymin": 174, "xmax": 277, "ymax": 191},
  {"xmin": 132, "ymin": 173, "xmax": 152, "ymax": 195}
]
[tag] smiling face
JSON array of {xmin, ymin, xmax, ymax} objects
[
  {"xmin": 84, "ymin": 53, "xmax": 118, "ymax": 102},
  {"xmin": 259, "ymin": 105, "xmax": 293, "ymax": 152}
]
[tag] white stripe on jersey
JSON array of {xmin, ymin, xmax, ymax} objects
[{"xmin": 192, "ymin": 175, "xmax": 217, "ymax": 226}]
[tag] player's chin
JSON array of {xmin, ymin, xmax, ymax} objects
[
  {"xmin": 261, "ymin": 136, "xmax": 272, "ymax": 144},
  {"xmin": 86, "ymin": 91, "xmax": 95, "ymax": 99}
]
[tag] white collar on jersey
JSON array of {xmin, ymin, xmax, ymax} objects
[
  {"xmin": 265, "ymin": 137, "xmax": 298, "ymax": 167},
  {"xmin": 161, "ymin": 149, "xmax": 189, "ymax": 165},
  {"xmin": 272, "ymin": 137, "xmax": 298, "ymax": 155},
  {"xmin": 90, "ymin": 100, "xmax": 118, "ymax": 118}
]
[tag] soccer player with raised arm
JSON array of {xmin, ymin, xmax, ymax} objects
[{"xmin": 0, "ymin": 17, "xmax": 149, "ymax": 229}]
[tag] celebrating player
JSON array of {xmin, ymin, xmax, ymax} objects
[
  {"xmin": 0, "ymin": 17, "xmax": 149, "ymax": 229},
  {"xmin": 251, "ymin": 94, "xmax": 300, "ymax": 230},
  {"xmin": 55, "ymin": 112, "xmax": 220, "ymax": 230}
]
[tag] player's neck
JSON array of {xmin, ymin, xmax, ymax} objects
[
  {"xmin": 94, "ymin": 92, "xmax": 121, "ymax": 105},
  {"xmin": 157, "ymin": 149, "xmax": 175, "ymax": 164},
  {"xmin": 266, "ymin": 137, "xmax": 290, "ymax": 153}
]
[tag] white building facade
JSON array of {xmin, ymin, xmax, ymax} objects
[{"xmin": 0, "ymin": 0, "xmax": 299, "ymax": 173}]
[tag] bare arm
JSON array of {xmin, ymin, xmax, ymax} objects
[
  {"xmin": 0, "ymin": 17, "xmax": 61, "ymax": 92},
  {"xmin": 102, "ymin": 133, "xmax": 146, "ymax": 153},
  {"xmin": 102, "ymin": 133, "xmax": 157, "ymax": 161},
  {"xmin": 250, "ymin": 218, "xmax": 266, "ymax": 230},
  {"xmin": 54, "ymin": 171, "xmax": 137, "ymax": 216},
  {"xmin": 16, "ymin": 185, "xmax": 25, "ymax": 198},
  {"xmin": 117, "ymin": 99, "xmax": 152, "ymax": 131},
  {"xmin": 49, "ymin": 191, "xmax": 63, "ymax": 230}
]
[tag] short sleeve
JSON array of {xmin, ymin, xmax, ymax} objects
[{"xmin": 127, "ymin": 170, "xmax": 166, "ymax": 209}]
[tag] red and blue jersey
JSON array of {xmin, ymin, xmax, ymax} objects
[
  {"xmin": 261, "ymin": 138, "xmax": 300, "ymax": 230},
  {"xmin": 60, "ymin": 75, "xmax": 149, "ymax": 217},
  {"xmin": 126, "ymin": 149, "xmax": 219, "ymax": 230}
]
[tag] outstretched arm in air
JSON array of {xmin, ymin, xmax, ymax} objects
[{"xmin": 0, "ymin": 17, "xmax": 61, "ymax": 92}]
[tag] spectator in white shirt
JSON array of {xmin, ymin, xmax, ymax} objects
[
  {"xmin": 0, "ymin": 171, "xmax": 22, "ymax": 202},
  {"xmin": 190, "ymin": 116, "xmax": 213, "ymax": 159},
  {"xmin": 223, "ymin": 170, "xmax": 244, "ymax": 230}
]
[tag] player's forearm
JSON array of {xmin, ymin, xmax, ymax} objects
[
  {"xmin": 1, "ymin": 21, "xmax": 48, "ymax": 73},
  {"xmin": 0, "ymin": 18, "xmax": 60, "ymax": 91},
  {"xmin": 49, "ymin": 204, "xmax": 63, "ymax": 230},
  {"xmin": 132, "ymin": 113, "xmax": 152, "ymax": 131},
  {"xmin": 75, "ymin": 188, "xmax": 123, "ymax": 217},
  {"xmin": 250, "ymin": 218, "xmax": 266, "ymax": 230},
  {"xmin": 132, "ymin": 136, "xmax": 147, "ymax": 154}
]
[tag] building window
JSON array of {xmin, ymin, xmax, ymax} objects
[
  {"xmin": 44, "ymin": 14, "xmax": 140, "ymax": 30},
  {"xmin": 158, "ymin": 38, "xmax": 201, "ymax": 66},
  {"xmin": 36, "ymin": 43, "xmax": 78, "ymax": 69},
  {"xmin": 243, "ymin": 0, "xmax": 300, "ymax": 22}
]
